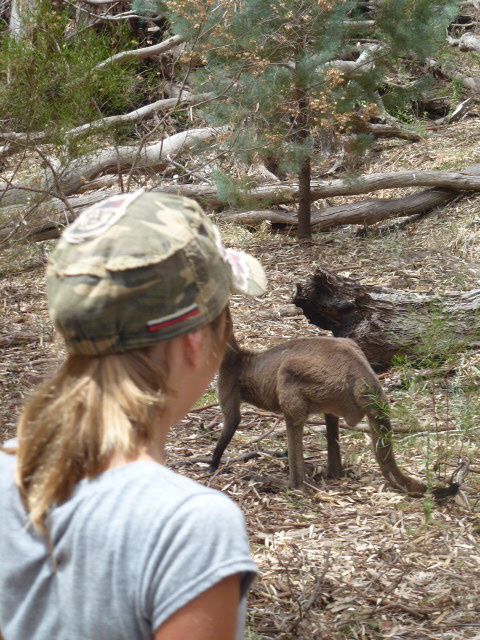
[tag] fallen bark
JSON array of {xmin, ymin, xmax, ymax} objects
[{"xmin": 293, "ymin": 267, "xmax": 480, "ymax": 370}]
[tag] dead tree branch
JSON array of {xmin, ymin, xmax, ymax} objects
[
  {"xmin": 0, "ymin": 93, "xmax": 212, "ymax": 146},
  {"xmin": 0, "ymin": 126, "xmax": 225, "ymax": 208},
  {"xmin": 94, "ymin": 34, "xmax": 185, "ymax": 70}
]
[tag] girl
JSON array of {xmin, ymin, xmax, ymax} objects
[{"xmin": 0, "ymin": 191, "xmax": 267, "ymax": 640}]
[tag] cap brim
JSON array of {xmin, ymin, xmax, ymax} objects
[{"xmin": 225, "ymin": 249, "xmax": 267, "ymax": 297}]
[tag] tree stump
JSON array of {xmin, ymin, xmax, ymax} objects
[{"xmin": 293, "ymin": 268, "xmax": 480, "ymax": 370}]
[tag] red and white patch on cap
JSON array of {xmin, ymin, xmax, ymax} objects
[{"xmin": 146, "ymin": 304, "xmax": 200, "ymax": 333}]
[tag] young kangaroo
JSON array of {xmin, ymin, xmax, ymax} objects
[{"xmin": 211, "ymin": 333, "xmax": 428, "ymax": 495}]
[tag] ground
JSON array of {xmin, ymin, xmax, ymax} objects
[{"xmin": 1, "ymin": 119, "xmax": 480, "ymax": 639}]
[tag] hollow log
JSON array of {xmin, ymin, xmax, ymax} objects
[{"xmin": 293, "ymin": 267, "xmax": 480, "ymax": 371}]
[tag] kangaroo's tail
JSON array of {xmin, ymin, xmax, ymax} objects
[{"xmin": 366, "ymin": 409, "xmax": 427, "ymax": 496}]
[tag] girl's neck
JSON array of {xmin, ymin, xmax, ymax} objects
[{"xmin": 107, "ymin": 416, "xmax": 170, "ymax": 470}]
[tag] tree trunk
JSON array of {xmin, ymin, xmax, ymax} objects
[
  {"xmin": 297, "ymin": 156, "xmax": 312, "ymax": 238},
  {"xmin": 293, "ymin": 267, "xmax": 480, "ymax": 371},
  {"xmin": 293, "ymin": 87, "xmax": 312, "ymax": 239},
  {"xmin": 9, "ymin": 0, "xmax": 37, "ymax": 40}
]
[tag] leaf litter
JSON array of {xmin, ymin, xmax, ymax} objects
[{"xmin": 1, "ymin": 119, "xmax": 480, "ymax": 639}]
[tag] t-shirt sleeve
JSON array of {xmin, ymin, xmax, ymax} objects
[{"xmin": 139, "ymin": 491, "xmax": 257, "ymax": 633}]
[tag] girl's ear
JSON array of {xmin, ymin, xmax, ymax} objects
[{"xmin": 182, "ymin": 330, "xmax": 204, "ymax": 367}]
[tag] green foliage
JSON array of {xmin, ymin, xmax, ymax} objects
[
  {"xmin": 194, "ymin": 388, "xmax": 218, "ymax": 409},
  {"xmin": 132, "ymin": 0, "xmax": 167, "ymax": 16},
  {"xmin": 168, "ymin": 0, "xmax": 358, "ymax": 171},
  {"xmin": 389, "ymin": 303, "xmax": 479, "ymax": 517},
  {"xmin": 416, "ymin": 305, "xmax": 463, "ymax": 366},
  {"xmin": 212, "ymin": 170, "xmax": 257, "ymax": 207},
  {"xmin": 0, "ymin": 1, "xmax": 138, "ymax": 140},
  {"xmin": 392, "ymin": 306, "xmax": 462, "ymax": 374},
  {"xmin": 422, "ymin": 494, "xmax": 435, "ymax": 525},
  {"xmin": 375, "ymin": 0, "xmax": 459, "ymax": 60},
  {"xmin": 167, "ymin": 0, "xmax": 460, "ymax": 214}
]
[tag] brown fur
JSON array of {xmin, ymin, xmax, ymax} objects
[{"xmin": 211, "ymin": 334, "xmax": 427, "ymax": 495}]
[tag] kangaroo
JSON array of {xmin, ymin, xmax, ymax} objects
[{"xmin": 211, "ymin": 333, "xmax": 428, "ymax": 495}]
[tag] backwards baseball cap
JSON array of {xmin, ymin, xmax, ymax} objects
[{"xmin": 47, "ymin": 191, "xmax": 267, "ymax": 355}]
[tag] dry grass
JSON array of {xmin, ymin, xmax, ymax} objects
[{"xmin": 1, "ymin": 118, "xmax": 480, "ymax": 639}]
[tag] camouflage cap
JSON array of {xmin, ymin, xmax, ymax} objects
[{"xmin": 47, "ymin": 191, "xmax": 267, "ymax": 355}]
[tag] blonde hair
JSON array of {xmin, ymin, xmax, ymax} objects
[{"xmin": 15, "ymin": 308, "xmax": 231, "ymax": 535}]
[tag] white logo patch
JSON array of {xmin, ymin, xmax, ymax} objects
[{"xmin": 63, "ymin": 190, "xmax": 144, "ymax": 244}]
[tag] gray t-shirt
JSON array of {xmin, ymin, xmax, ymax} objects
[{"xmin": 0, "ymin": 452, "xmax": 257, "ymax": 640}]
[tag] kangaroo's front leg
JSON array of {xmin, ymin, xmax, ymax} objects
[
  {"xmin": 210, "ymin": 390, "xmax": 241, "ymax": 471},
  {"xmin": 325, "ymin": 413, "xmax": 342, "ymax": 477}
]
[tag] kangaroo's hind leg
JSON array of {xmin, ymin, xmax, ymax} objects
[
  {"xmin": 211, "ymin": 389, "xmax": 241, "ymax": 471},
  {"xmin": 325, "ymin": 413, "xmax": 342, "ymax": 477}
]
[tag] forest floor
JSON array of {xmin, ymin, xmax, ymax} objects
[{"xmin": 1, "ymin": 119, "xmax": 480, "ymax": 639}]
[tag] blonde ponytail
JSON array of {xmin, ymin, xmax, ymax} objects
[{"xmin": 16, "ymin": 349, "xmax": 169, "ymax": 534}]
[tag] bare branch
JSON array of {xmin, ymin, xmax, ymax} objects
[
  {"xmin": 0, "ymin": 93, "xmax": 212, "ymax": 146},
  {"xmin": 94, "ymin": 34, "xmax": 185, "ymax": 71}
]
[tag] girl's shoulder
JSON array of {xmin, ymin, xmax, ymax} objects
[{"xmin": 65, "ymin": 461, "xmax": 246, "ymax": 540}]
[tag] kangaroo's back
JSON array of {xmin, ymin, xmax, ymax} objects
[{"xmin": 239, "ymin": 336, "xmax": 382, "ymax": 419}]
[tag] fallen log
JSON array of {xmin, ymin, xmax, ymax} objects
[
  {"xmin": 153, "ymin": 166, "xmax": 480, "ymax": 207},
  {"xmin": 427, "ymin": 58, "xmax": 480, "ymax": 94},
  {"xmin": 352, "ymin": 119, "xmax": 422, "ymax": 142},
  {"xmin": 0, "ymin": 192, "xmax": 109, "ymax": 242},
  {"xmin": 219, "ymin": 187, "xmax": 466, "ymax": 231},
  {"xmin": 310, "ymin": 188, "xmax": 458, "ymax": 230},
  {"xmin": 0, "ymin": 127, "xmax": 224, "ymax": 208},
  {"xmin": 3, "ymin": 163, "xmax": 480, "ymax": 241},
  {"xmin": 448, "ymin": 32, "xmax": 480, "ymax": 54},
  {"xmin": 3, "ymin": 186, "xmax": 460, "ymax": 242},
  {"xmin": 4, "ymin": 163, "xmax": 480, "ymax": 211},
  {"xmin": 293, "ymin": 267, "xmax": 480, "ymax": 370}
]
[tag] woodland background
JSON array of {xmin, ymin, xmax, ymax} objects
[{"xmin": 1, "ymin": 1, "xmax": 480, "ymax": 638}]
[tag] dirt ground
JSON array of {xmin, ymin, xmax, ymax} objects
[{"xmin": 1, "ymin": 119, "xmax": 480, "ymax": 639}]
